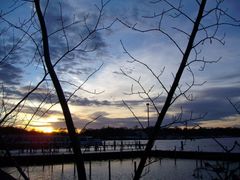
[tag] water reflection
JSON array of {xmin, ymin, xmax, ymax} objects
[
  {"xmin": 2, "ymin": 137, "xmax": 240, "ymax": 179},
  {"xmin": 5, "ymin": 158, "xmax": 237, "ymax": 180}
]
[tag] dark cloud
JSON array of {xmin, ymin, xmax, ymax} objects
[
  {"xmin": 69, "ymin": 94, "xmax": 148, "ymax": 107},
  {"xmin": 200, "ymin": 86, "xmax": 240, "ymax": 99},
  {"xmin": 122, "ymin": 99, "xmax": 153, "ymax": 108},
  {"xmin": 70, "ymin": 96, "xmax": 112, "ymax": 106},
  {"xmin": 89, "ymin": 111, "xmax": 110, "ymax": 119},
  {"xmin": 87, "ymin": 31, "xmax": 108, "ymax": 56},
  {"xmin": 0, "ymin": 44, "xmax": 23, "ymax": 64},
  {"xmin": 19, "ymin": 86, "xmax": 57, "ymax": 103},
  {"xmin": 213, "ymin": 71, "xmax": 240, "ymax": 84},
  {"xmin": 0, "ymin": 19, "xmax": 35, "ymax": 66},
  {"xmin": 4, "ymin": 82, "xmax": 146, "ymax": 109},
  {"xmin": 43, "ymin": 1, "xmax": 73, "ymax": 34},
  {"xmin": 174, "ymin": 86, "xmax": 240, "ymax": 120},
  {"xmin": 72, "ymin": 115, "xmax": 149, "ymax": 129},
  {"xmin": 57, "ymin": 63, "xmax": 96, "ymax": 77},
  {"xmin": 98, "ymin": 117, "xmax": 144, "ymax": 128},
  {"xmin": 19, "ymin": 105, "xmax": 63, "ymax": 118},
  {"xmin": 0, "ymin": 63, "xmax": 23, "ymax": 85},
  {"xmin": 41, "ymin": 0, "xmax": 109, "ymax": 66}
]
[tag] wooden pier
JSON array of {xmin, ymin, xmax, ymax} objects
[{"xmin": 1, "ymin": 150, "xmax": 240, "ymax": 167}]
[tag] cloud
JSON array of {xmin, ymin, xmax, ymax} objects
[
  {"xmin": 200, "ymin": 86, "xmax": 240, "ymax": 99},
  {"xmin": 212, "ymin": 71, "xmax": 240, "ymax": 84},
  {"xmin": 1, "ymin": 0, "xmax": 240, "ymax": 130},
  {"xmin": 41, "ymin": 0, "xmax": 109, "ymax": 64},
  {"xmin": 73, "ymin": 116, "xmax": 149, "ymax": 129},
  {"xmin": 16, "ymin": 85, "xmax": 58, "ymax": 104},
  {"xmin": 0, "ymin": 63, "xmax": 23, "ymax": 85},
  {"xmin": 173, "ymin": 86, "xmax": 240, "ymax": 121},
  {"xmin": 198, "ymin": 115, "xmax": 240, "ymax": 128},
  {"xmin": 15, "ymin": 104, "xmax": 63, "ymax": 120},
  {"xmin": 69, "ymin": 93, "xmax": 149, "ymax": 108},
  {"xmin": 89, "ymin": 111, "xmax": 109, "ymax": 118},
  {"xmin": 36, "ymin": 0, "xmax": 110, "ymax": 91},
  {"xmin": 69, "ymin": 95, "xmax": 111, "ymax": 106}
]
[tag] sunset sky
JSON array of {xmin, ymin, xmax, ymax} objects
[{"xmin": 0, "ymin": 0, "xmax": 239, "ymax": 132}]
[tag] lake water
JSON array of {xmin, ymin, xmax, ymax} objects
[
  {"xmin": 104, "ymin": 137, "xmax": 240, "ymax": 153},
  {"xmin": 2, "ymin": 137, "xmax": 240, "ymax": 179},
  {"xmin": 3, "ymin": 158, "xmax": 240, "ymax": 180}
]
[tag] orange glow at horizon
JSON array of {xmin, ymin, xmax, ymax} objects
[
  {"xmin": 34, "ymin": 126, "xmax": 54, "ymax": 133},
  {"xmin": 30, "ymin": 126, "xmax": 83, "ymax": 134}
]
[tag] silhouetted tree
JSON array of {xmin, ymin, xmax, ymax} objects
[
  {"xmin": 116, "ymin": 0, "xmax": 240, "ymax": 179},
  {"xmin": 0, "ymin": 0, "xmax": 110, "ymax": 179}
]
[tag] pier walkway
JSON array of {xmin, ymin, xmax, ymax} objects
[
  {"xmin": 1, "ymin": 150, "xmax": 240, "ymax": 167},
  {"xmin": 1, "ymin": 139, "xmax": 240, "ymax": 167}
]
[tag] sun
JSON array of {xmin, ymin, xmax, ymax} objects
[{"xmin": 39, "ymin": 126, "xmax": 54, "ymax": 133}]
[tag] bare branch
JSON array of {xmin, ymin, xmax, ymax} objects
[
  {"xmin": 117, "ymin": 18, "xmax": 184, "ymax": 55},
  {"xmin": 121, "ymin": 40, "xmax": 168, "ymax": 94},
  {"xmin": 81, "ymin": 115, "xmax": 102, "ymax": 133},
  {"xmin": 122, "ymin": 100, "xmax": 145, "ymax": 129},
  {"xmin": 227, "ymin": 97, "xmax": 240, "ymax": 114}
]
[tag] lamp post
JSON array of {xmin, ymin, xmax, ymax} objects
[{"xmin": 146, "ymin": 103, "xmax": 149, "ymax": 128}]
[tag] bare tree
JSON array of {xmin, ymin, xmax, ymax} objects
[
  {"xmin": 0, "ymin": 0, "xmax": 110, "ymax": 179},
  {"xmin": 116, "ymin": 0, "xmax": 240, "ymax": 179},
  {"xmin": 34, "ymin": 1, "xmax": 87, "ymax": 178},
  {"xmin": 0, "ymin": 85, "xmax": 29, "ymax": 179},
  {"xmin": 193, "ymin": 126, "xmax": 240, "ymax": 179},
  {"xmin": 192, "ymin": 97, "xmax": 240, "ymax": 179}
]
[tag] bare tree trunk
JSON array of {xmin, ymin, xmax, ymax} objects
[
  {"xmin": 0, "ymin": 136, "xmax": 29, "ymax": 180},
  {"xmin": 133, "ymin": 0, "xmax": 207, "ymax": 179},
  {"xmin": 34, "ymin": 1, "xmax": 86, "ymax": 179},
  {"xmin": 0, "ymin": 169, "xmax": 17, "ymax": 180}
]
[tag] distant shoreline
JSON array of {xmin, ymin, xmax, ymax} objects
[{"xmin": 1, "ymin": 127, "xmax": 240, "ymax": 140}]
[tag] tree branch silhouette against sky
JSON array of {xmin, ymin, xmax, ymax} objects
[{"xmin": 0, "ymin": 0, "xmax": 239, "ymax": 132}]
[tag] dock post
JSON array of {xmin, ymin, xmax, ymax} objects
[
  {"xmin": 108, "ymin": 160, "xmax": 111, "ymax": 180},
  {"xmin": 113, "ymin": 140, "xmax": 116, "ymax": 151},
  {"xmin": 238, "ymin": 161, "xmax": 240, "ymax": 175},
  {"xmin": 174, "ymin": 146, "xmax": 177, "ymax": 166},
  {"xmin": 27, "ymin": 165, "xmax": 29, "ymax": 177},
  {"xmin": 134, "ymin": 161, "xmax": 137, "ymax": 174},
  {"xmin": 89, "ymin": 161, "xmax": 92, "ymax": 180},
  {"xmin": 51, "ymin": 163, "xmax": 53, "ymax": 172},
  {"xmin": 62, "ymin": 163, "xmax": 64, "ymax": 174},
  {"xmin": 74, "ymin": 163, "xmax": 76, "ymax": 176},
  {"xmin": 103, "ymin": 141, "xmax": 106, "ymax": 151},
  {"xmin": 120, "ymin": 141, "xmax": 123, "ymax": 152},
  {"xmin": 61, "ymin": 156, "xmax": 64, "ymax": 174}
]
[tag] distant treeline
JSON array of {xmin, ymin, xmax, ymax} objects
[
  {"xmin": 1, "ymin": 126, "xmax": 240, "ymax": 140},
  {"xmin": 82, "ymin": 127, "xmax": 240, "ymax": 140}
]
